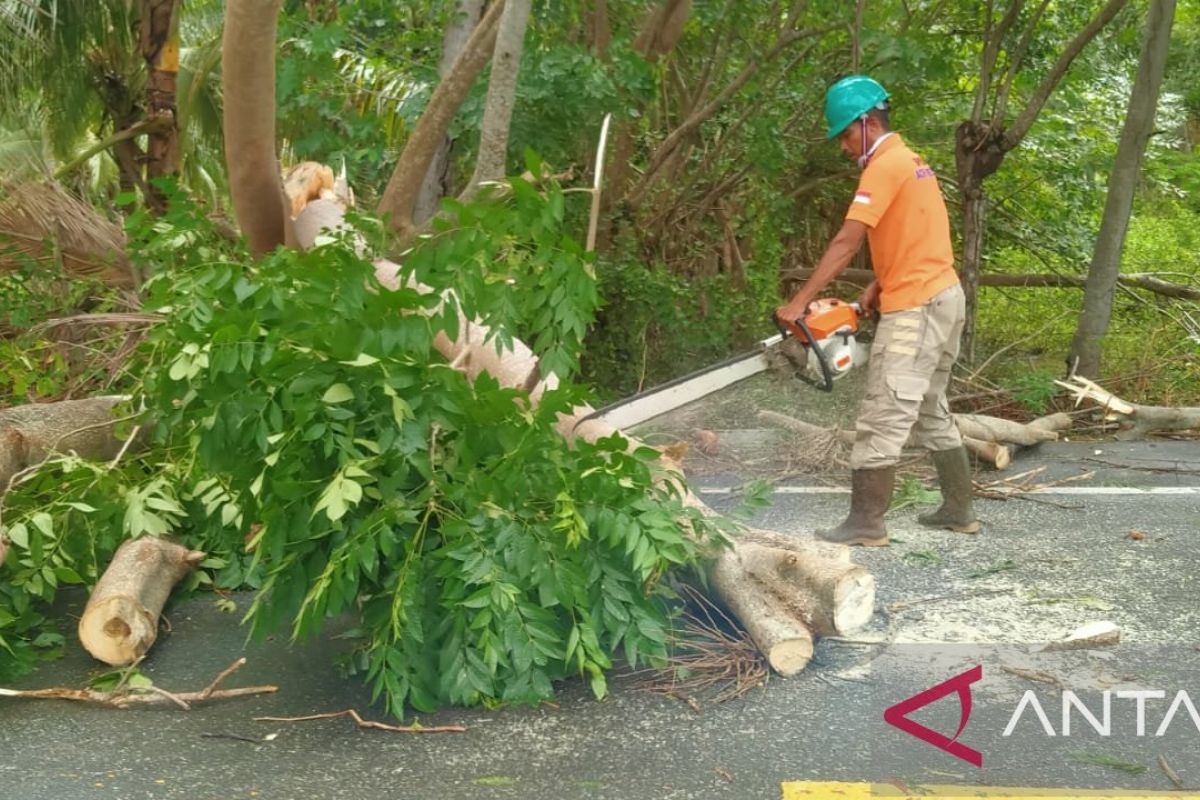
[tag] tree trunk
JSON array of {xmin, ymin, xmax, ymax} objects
[
  {"xmin": 414, "ymin": 0, "xmax": 486, "ymax": 225},
  {"xmin": 1069, "ymin": 0, "xmax": 1176, "ymax": 378},
  {"xmin": 953, "ymin": 0, "xmax": 1129, "ymax": 361},
  {"xmin": 959, "ymin": 182, "xmax": 984, "ymax": 363},
  {"xmin": 598, "ymin": 0, "xmax": 693, "ymax": 248},
  {"xmin": 0, "ymin": 397, "xmax": 138, "ymax": 490},
  {"xmin": 462, "ymin": 0, "xmax": 532, "ymax": 202},
  {"xmin": 954, "ymin": 122, "xmax": 1007, "ymax": 365},
  {"xmin": 222, "ymin": 0, "xmax": 294, "ymax": 257},
  {"xmin": 77, "ymin": 537, "xmax": 206, "ymax": 665},
  {"xmin": 378, "ymin": 0, "xmax": 505, "ymax": 238},
  {"xmin": 140, "ymin": 0, "xmax": 181, "ymax": 215},
  {"xmin": 758, "ymin": 409, "xmax": 1015, "ymax": 470},
  {"xmin": 585, "ymin": 0, "xmax": 611, "ymax": 55}
]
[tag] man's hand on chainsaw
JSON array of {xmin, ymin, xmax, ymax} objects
[
  {"xmin": 858, "ymin": 280, "xmax": 881, "ymax": 319},
  {"xmin": 776, "ymin": 296, "xmax": 817, "ymax": 325}
]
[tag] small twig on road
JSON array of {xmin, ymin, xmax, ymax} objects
[
  {"xmin": 1082, "ymin": 457, "xmax": 1200, "ymax": 476},
  {"xmin": 1159, "ymin": 755, "xmax": 1185, "ymax": 790},
  {"xmin": 253, "ymin": 710, "xmax": 466, "ymax": 734},
  {"xmin": 888, "ymin": 588, "xmax": 1010, "ymax": 613},
  {"xmin": 201, "ymin": 732, "xmax": 262, "ymax": 744},
  {"xmin": 0, "ymin": 658, "xmax": 277, "ymax": 708},
  {"xmin": 1001, "ymin": 665, "xmax": 1064, "ymax": 689}
]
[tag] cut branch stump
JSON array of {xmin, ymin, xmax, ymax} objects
[
  {"xmin": 0, "ymin": 396, "xmax": 138, "ymax": 490},
  {"xmin": 78, "ymin": 537, "xmax": 206, "ymax": 666}
]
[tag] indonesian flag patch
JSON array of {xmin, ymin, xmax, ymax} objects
[{"xmin": 853, "ymin": 191, "xmax": 871, "ymax": 205}]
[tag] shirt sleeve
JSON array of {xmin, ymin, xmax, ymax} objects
[{"xmin": 845, "ymin": 157, "xmax": 905, "ymax": 228}]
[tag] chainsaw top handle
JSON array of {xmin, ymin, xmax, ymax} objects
[
  {"xmin": 773, "ymin": 300, "xmax": 863, "ymax": 393},
  {"xmin": 772, "ymin": 313, "xmax": 836, "ymax": 392}
]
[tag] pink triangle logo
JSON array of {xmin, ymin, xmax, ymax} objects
[{"xmin": 883, "ymin": 664, "xmax": 984, "ymax": 767}]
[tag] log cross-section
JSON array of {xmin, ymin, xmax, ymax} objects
[{"xmin": 78, "ymin": 537, "xmax": 206, "ymax": 666}]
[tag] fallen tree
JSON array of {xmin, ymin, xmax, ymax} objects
[
  {"xmin": 1056, "ymin": 375, "xmax": 1200, "ymax": 439},
  {"xmin": 289, "ymin": 195, "xmax": 873, "ymax": 676}
]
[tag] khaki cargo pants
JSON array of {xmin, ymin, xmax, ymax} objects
[{"xmin": 850, "ymin": 283, "xmax": 966, "ymax": 469}]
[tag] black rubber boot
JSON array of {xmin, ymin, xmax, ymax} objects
[
  {"xmin": 817, "ymin": 467, "xmax": 894, "ymax": 547},
  {"xmin": 918, "ymin": 445, "xmax": 981, "ymax": 533}
]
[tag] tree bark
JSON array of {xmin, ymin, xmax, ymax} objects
[
  {"xmin": 222, "ymin": 0, "xmax": 294, "ymax": 257},
  {"xmin": 140, "ymin": 0, "xmax": 181, "ymax": 215},
  {"xmin": 585, "ymin": 0, "xmax": 611, "ymax": 55},
  {"xmin": 414, "ymin": 0, "xmax": 486, "ymax": 225},
  {"xmin": 378, "ymin": 0, "xmax": 505, "ymax": 238},
  {"xmin": 77, "ymin": 537, "xmax": 206, "ymax": 665},
  {"xmin": 1069, "ymin": 0, "xmax": 1176, "ymax": 378},
  {"xmin": 599, "ymin": 0, "xmax": 694, "ymax": 245},
  {"xmin": 461, "ymin": 0, "xmax": 533, "ymax": 202}
]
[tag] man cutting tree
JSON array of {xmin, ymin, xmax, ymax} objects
[{"xmin": 776, "ymin": 75, "xmax": 979, "ymax": 546}]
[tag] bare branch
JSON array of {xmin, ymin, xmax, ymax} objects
[
  {"xmin": 1005, "ymin": 0, "xmax": 1130, "ymax": 148},
  {"xmin": 991, "ymin": 0, "xmax": 1051, "ymax": 125},
  {"xmin": 973, "ymin": 0, "xmax": 1024, "ymax": 123}
]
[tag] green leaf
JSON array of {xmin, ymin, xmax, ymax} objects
[
  {"xmin": 322, "ymin": 383, "xmax": 355, "ymax": 404},
  {"xmin": 7, "ymin": 523, "xmax": 28, "ymax": 549}
]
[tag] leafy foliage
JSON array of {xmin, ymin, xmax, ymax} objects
[{"xmin": 124, "ymin": 183, "xmax": 729, "ymax": 715}]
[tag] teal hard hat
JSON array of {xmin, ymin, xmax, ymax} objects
[{"xmin": 824, "ymin": 75, "xmax": 890, "ymax": 139}]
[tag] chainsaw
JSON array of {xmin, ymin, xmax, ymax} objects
[{"xmin": 589, "ymin": 298, "xmax": 868, "ymax": 430}]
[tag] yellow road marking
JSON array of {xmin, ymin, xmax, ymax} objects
[{"xmin": 781, "ymin": 782, "xmax": 1200, "ymax": 799}]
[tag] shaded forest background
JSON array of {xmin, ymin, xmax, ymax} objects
[{"xmin": 1, "ymin": 0, "xmax": 1198, "ymax": 411}]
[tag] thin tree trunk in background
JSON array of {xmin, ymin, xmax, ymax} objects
[
  {"xmin": 413, "ymin": 0, "xmax": 485, "ymax": 225},
  {"xmin": 222, "ymin": 0, "xmax": 293, "ymax": 256},
  {"xmin": 140, "ymin": 0, "xmax": 181, "ymax": 215},
  {"xmin": 1069, "ymin": 0, "xmax": 1176, "ymax": 378},
  {"xmin": 586, "ymin": 0, "xmax": 611, "ymax": 55},
  {"xmin": 379, "ymin": 0, "xmax": 505, "ymax": 237},
  {"xmin": 954, "ymin": 0, "xmax": 1128, "ymax": 362},
  {"xmin": 959, "ymin": 182, "xmax": 985, "ymax": 362},
  {"xmin": 462, "ymin": 0, "xmax": 533, "ymax": 202},
  {"xmin": 597, "ymin": 0, "xmax": 693, "ymax": 250}
]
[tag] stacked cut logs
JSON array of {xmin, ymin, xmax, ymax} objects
[{"xmin": 759, "ymin": 409, "xmax": 1073, "ymax": 471}]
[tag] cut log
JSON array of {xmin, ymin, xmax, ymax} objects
[
  {"xmin": 78, "ymin": 537, "xmax": 206, "ymax": 666},
  {"xmin": 710, "ymin": 550, "xmax": 813, "ymax": 675},
  {"xmin": 0, "ymin": 396, "xmax": 139, "ymax": 489},
  {"xmin": 1056, "ymin": 375, "xmax": 1200, "ymax": 439},
  {"xmin": 953, "ymin": 413, "xmax": 1059, "ymax": 446},
  {"xmin": 757, "ymin": 409, "xmax": 1012, "ymax": 469},
  {"xmin": 288, "ymin": 192, "xmax": 875, "ymax": 673}
]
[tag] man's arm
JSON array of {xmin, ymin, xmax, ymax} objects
[{"xmin": 776, "ymin": 219, "xmax": 868, "ymax": 322}]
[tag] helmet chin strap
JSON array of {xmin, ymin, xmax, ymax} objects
[{"xmin": 857, "ymin": 116, "xmax": 870, "ymax": 169}]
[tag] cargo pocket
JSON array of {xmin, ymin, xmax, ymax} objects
[{"xmin": 886, "ymin": 372, "xmax": 928, "ymax": 404}]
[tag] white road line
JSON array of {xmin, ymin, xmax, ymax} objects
[{"xmin": 697, "ymin": 486, "xmax": 1200, "ymax": 496}]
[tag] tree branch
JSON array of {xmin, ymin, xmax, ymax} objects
[
  {"xmin": 991, "ymin": 0, "xmax": 1051, "ymax": 126},
  {"xmin": 1004, "ymin": 0, "xmax": 1130, "ymax": 148},
  {"xmin": 378, "ymin": 0, "xmax": 505, "ymax": 237}
]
